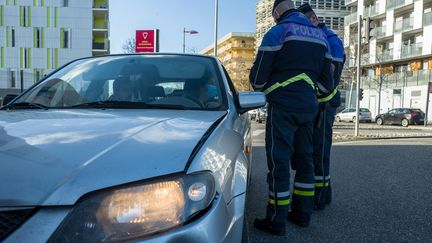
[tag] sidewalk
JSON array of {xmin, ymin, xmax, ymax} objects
[{"xmin": 333, "ymin": 122, "xmax": 432, "ymax": 141}]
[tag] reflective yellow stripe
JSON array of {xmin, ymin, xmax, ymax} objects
[
  {"xmin": 318, "ymin": 86, "xmax": 339, "ymax": 103},
  {"xmin": 268, "ymin": 198, "xmax": 291, "ymax": 206},
  {"xmin": 315, "ymin": 182, "xmax": 329, "ymax": 187},
  {"xmin": 263, "ymin": 73, "xmax": 315, "ymax": 95},
  {"xmin": 293, "ymin": 190, "xmax": 314, "ymax": 197}
]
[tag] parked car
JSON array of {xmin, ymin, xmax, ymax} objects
[
  {"xmin": 0, "ymin": 54, "xmax": 266, "ymax": 242},
  {"xmin": 248, "ymin": 109, "xmax": 258, "ymax": 120},
  {"xmin": 256, "ymin": 105, "xmax": 267, "ymax": 123},
  {"xmin": 375, "ymin": 108, "xmax": 425, "ymax": 127},
  {"xmin": 335, "ymin": 108, "xmax": 372, "ymax": 123}
]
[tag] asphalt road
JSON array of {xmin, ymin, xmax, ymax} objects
[{"xmin": 244, "ymin": 122, "xmax": 432, "ymax": 243}]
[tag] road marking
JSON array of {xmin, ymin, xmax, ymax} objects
[{"xmin": 252, "ymin": 129, "xmax": 265, "ymax": 137}]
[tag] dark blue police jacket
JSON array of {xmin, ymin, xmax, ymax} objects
[
  {"xmin": 319, "ymin": 24, "xmax": 345, "ymax": 107},
  {"xmin": 249, "ymin": 9, "xmax": 334, "ymax": 113}
]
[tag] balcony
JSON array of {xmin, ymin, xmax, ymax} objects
[
  {"xmin": 363, "ymin": 70, "xmax": 431, "ymax": 89},
  {"xmin": 386, "ymin": 0, "xmax": 405, "ymax": 10},
  {"xmin": 361, "ymin": 53, "xmax": 370, "ymax": 65},
  {"xmin": 424, "ymin": 12, "xmax": 432, "ymax": 26},
  {"xmin": 394, "ymin": 17, "xmax": 413, "ymax": 33},
  {"xmin": 370, "ymin": 26, "xmax": 386, "ymax": 39},
  {"xmin": 345, "ymin": 0, "xmax": 358, "ymax": 6},
  {"xmin": 344, "ymin": 12, "xmax": 358, "ymax": 25},
  {"xmin": 363, "ymin": 5, "xmax": 379, "ymax": 18},
  {"xmin": 401, "ymin": 43, "xmax": 422, "ymax": 59},
  {"xmin": 379, "ymin": 49, "xmax": 394, "ymax": 62}
]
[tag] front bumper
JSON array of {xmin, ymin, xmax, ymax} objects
[{"xmin": 5, "ymin": 193, "xmax": 246, "ymax": 243}]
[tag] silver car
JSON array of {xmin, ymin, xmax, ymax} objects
[
  {"xmin": 335, "ymin": 108, "xmax": 372, "ymax": 123},
  {"xmin": 0, "ymin": 54, "xmax": 266, "ymax": 242}
]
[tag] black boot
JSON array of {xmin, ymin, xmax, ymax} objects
[
  {"xmin": 287, "ymin": 212, "xmax": 310, "ymax": 227},
  {"xmin": 253, "ymin": 218, "xmax": 285, "ymax": 236}
]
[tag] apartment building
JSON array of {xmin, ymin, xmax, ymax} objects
[
  {"xmin": 201, "ymin": 32, "xmax": 255, "ymax": 91},
  {"xmin": 344, "ymin": 0, "xmax": 432, "ymax": 120},
  {"xmin": 256, "ymin": 0, "xmax": 349, "ymax": 50},
  {"xmin": 0, "ymin": 0, "xmax": 109, "ymax": 98}
]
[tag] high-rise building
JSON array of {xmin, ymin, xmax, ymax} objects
[
  {"xmin": 201, "ymin": 32, "xmax": 255, "ymax": 91},
  {"xmin": 0, "ymin": 0, "xmax": 109, "ymax": 98},
  {"xmin": 255, "ymin": 0, "xmax": 349, "ymax": 50},
  {"xmin": 344, "ymin": 0, "xmax": 432, "ymax": 120}
]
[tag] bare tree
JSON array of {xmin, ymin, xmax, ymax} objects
[
  {"xmin": 122, "ymin": 37, "xmax": 136, "ymax": 54},
  {"xmin": 344, "ymin": 24, "xmax": 369, "ymax": 108},
  {"xmin": 368, "ymin": 52, "xmax": 391, "ymax": 115}
]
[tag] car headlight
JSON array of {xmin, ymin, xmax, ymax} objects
[{"xmin": 48, "ymin": 172, "xmax": 216, "ymax": 242}]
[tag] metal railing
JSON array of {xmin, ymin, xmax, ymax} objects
[
  {"xmin": 394, "ymin": 17, "xmax": 413, "ymax": 33},
  {"xmin": 379, "ymin": 49, "xmax": 394, "ymax": 62},
  {"xmin": 401, "ymin": 43, "xmax": 423, "ymax": 58},
  {"xmin": 364, "ymin": 5, "xmax": 379, "ymax": 18},
  {"xmin": 363, "ymin": 69, "xmax": 432, "ymax": 89},
  {"xmin": 344, "ymin": 12, "xmax": 358, "ymax": 25},
  {"xmin": 370, "ymin": 26, "xmax": 386, "ymax": 39},
  {"xmin": 386, "ymin": 0, "xmax": 405, "ymax": 10},
  {"xmin": 345, "ymin": 0, "xmax": 357, "ymax": 6}
]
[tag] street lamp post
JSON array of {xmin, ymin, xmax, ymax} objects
[
  {"xmin": 183, "ymin": 28, "xmax": 198, "ymax": 53},
  {"xmin": 214, "ymin": 0, "xmax": 219, "ymax": 57}
]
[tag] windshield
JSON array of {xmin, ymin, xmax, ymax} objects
[{"xmin": 12, "ymin": 55, "xmax": 227, "ymax": 110}]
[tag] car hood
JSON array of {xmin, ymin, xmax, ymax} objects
[{"xmin": 0, "ymin": 109, "xmax": 226, "ymax": 206}]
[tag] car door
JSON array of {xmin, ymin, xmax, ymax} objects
[{"xmin": 386, "ymin": 109, "xmax": 397, "ymax": 124}]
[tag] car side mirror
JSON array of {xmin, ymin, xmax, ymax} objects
[
  {"xmin": 2, "ymin": 94, "xmax": 18, "ymax": 106},
  {"xmin": 237, "ymin": 91, "xmax": 266, "ymax": 114}
]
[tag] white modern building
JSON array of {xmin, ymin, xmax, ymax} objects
[
  {"xmin": 344, "ymin": 0, "xmax": 432, "ymax": 121},
  {"xmin": 0, "ymin": 0, "xmax": 109, "ymax": 98}
]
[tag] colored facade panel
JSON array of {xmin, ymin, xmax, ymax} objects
[{"xmin": 0, "ymin": 1, "xmax": 109, "ymax": 93}]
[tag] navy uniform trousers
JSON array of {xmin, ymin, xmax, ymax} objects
[
  {"xmin": 265, "ymin": 104, "xmax": 317, "ymax": 226},
  {"xmin": 312, "ymin": 103, "xmax": 337, "ymax": 209}
]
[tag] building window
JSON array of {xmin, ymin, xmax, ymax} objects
[
  {"xmin": 35, "ymin": 69, "xmax": 41, "ymax": 82},
  {"xmin": 20, "ymin": 70, "xmax": 24, "ymax": 89},
  {"xmin": 61, "ymin": 28, "xmax": 71, "ymax": 48},
  {"xmin": 11, "ymin": 27, "xmax": 15, "ymax": 47},
  {"xmin": 8, "ymin": 69, "xmax": 17, "ymax": 88},
  {"xmin": 24, "ymin": 48, "xmax": 30, "ymax": 68},
  {"xmin": 35, "ymin": 27, "xmax": 41, "ymax": 48},
  {"xmin": 62, "ymin": 0, "xmax": 69, "ymax": 7}
]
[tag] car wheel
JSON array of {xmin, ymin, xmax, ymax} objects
[
  {"xmin": 352, "ymin": 116, "xmax": 356, "ymax": 123},
  {"xmin": 376, "ymin": 118, "xmax": 383, "ymax": 125},
  {"xmin": 336, "ymin": 116, "xmax": 341, "ymax": 122},
  {"xmin": 401, "ymin": 119, "xmax": 409, "ymax": 127}
]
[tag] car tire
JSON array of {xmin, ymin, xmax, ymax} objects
[
  {"xmin": 376, "ymin": 118, "xmax": 383, "ymax": 125},
  {"xmin": 336, "ymin": 116, "xmax": 341, "ymax": 122},
  {"xmin": 352, "ymin": 116, "xmax": 356, "ymax": 123},
  {"xmin": 401, "ymin": 119, "xmax": 409, "ymax": 127}
]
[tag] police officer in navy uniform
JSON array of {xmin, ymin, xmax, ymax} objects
[
  {"xmin": 249, "ymin": 0, "xmax": 334, "ymax": 235},
  {"xmin": 297, "ymin": 3, "xmax": 346, "ymax": 210}
]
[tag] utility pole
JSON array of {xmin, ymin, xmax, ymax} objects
[
  {"xmin": 355, "ymin": 15, "xmax": 362, "ymax": 137},
  {"xmin": 213, "ymin": 0, "xmax": 219, "ymax": 57},
  {"xmin": 425, "ymin": 81, "xmax": 431, "ymax": 127}
]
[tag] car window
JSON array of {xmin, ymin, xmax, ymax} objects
[
  {"xmin": 13, "ymin": 55, "xmax": 227, "ymax": 110},
  {"xmin": 360, "ymin": 108, "xmax": 370, "ymax": 112},
  {"xmin": 388, "ymin": 109, "xmax": 396, "ymax": 114}
]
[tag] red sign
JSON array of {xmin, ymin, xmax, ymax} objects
[{"xmin": 135, "ymin": 30, "xmax": 159, "ymax": 53}]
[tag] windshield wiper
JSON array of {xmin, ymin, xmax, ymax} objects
[
  {"xmin": 69, "ymin": 101, "xmax": 186, "ymax": 110},
  {"xmin": 3, "ymin": 102, "xmax": 49, "ymax": 110}
]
